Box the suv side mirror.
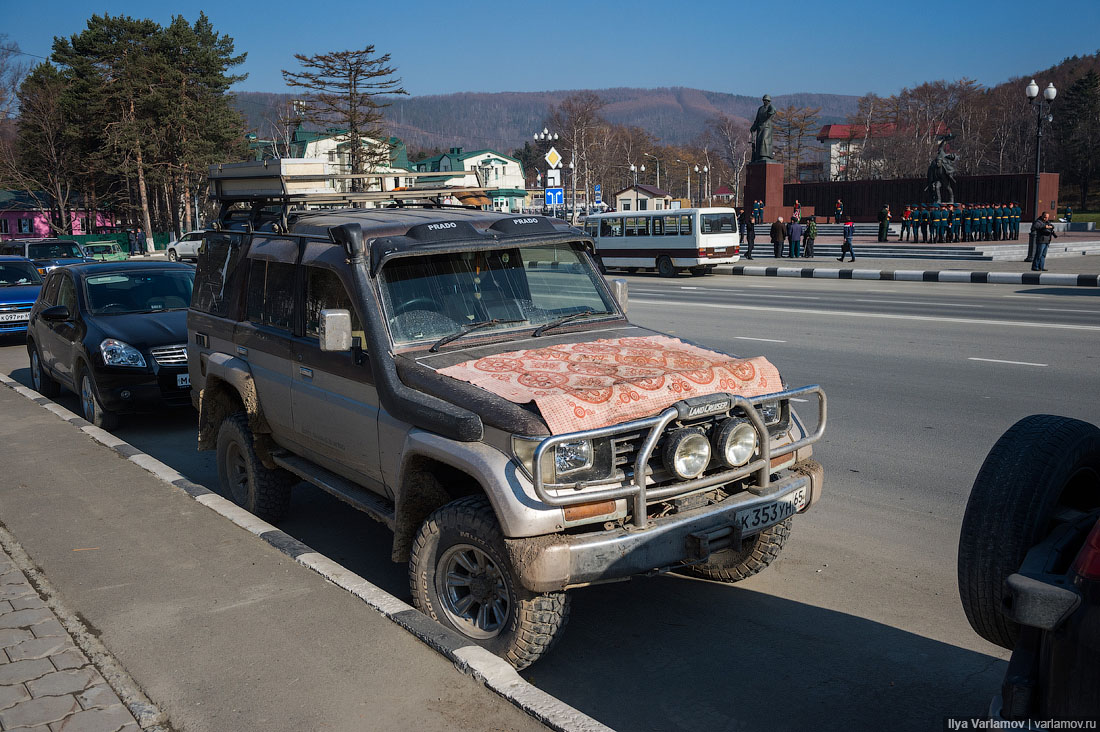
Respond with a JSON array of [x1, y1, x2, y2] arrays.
[[319, 309, 352, 352], [610, 279, 628, 315], [41, 305, 70, 322]]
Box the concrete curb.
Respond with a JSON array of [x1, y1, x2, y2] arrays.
[[0, 373, 614, 732], [730, 265, 1100, 287]]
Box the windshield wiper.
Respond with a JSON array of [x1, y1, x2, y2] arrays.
[[532, 309, 611, 337], [429, 318, 526, 352]]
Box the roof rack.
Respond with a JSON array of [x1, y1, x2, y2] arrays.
[[208, 159, 488, 205], [207, 159, 496, 232]]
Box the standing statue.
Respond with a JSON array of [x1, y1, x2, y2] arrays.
[[925, 134, 958, 204], [749, 95, 777, 163]]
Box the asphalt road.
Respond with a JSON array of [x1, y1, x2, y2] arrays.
[[2, 273, 1098, 732]]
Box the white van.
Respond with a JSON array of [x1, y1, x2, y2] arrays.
[[582, 207, 740, 277]]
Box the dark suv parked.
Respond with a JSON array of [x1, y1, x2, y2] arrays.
[[27, 261, 195, 428], [188, 160, 827, 669]]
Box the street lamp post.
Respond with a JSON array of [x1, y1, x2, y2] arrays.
[[532, 127, 559, 216], [568, 159, 576, 224], [675, 159, 692, 207], [694, 165, 708, 207], [1024, 80, 1057, 261], [643, 152, 660, 189]]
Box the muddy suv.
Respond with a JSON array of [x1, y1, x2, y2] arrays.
[[187, 161, 826, 668]]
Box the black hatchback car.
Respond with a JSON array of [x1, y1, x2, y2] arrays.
[[26, 262, 195, 429]]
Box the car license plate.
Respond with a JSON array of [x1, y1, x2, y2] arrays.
[[0, 313, 28, 323], [735, 487, 808, 534], [177, 373, 190, 388]]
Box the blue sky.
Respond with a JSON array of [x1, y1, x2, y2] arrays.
[[5, 0, 1099, 98]]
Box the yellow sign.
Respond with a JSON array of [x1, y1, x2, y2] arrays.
[[544, 146, 562, 169]]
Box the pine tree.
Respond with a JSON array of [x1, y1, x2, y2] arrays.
[[282, 47, 407, 188], [1061, 70, 1100, 210]]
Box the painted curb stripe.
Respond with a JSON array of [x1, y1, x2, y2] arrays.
[[725, 266, 1100, 286], [0, 376, 613, 732]]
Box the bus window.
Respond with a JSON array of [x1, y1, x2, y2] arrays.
[[585, 221, 599, 237], [601, 217, 623, 237], [701, 213, 736, 233], [652, 217, 664, 235], [679, 215, 693, 235], [663, 216, 678, 235], [625, 217, 648, 237]]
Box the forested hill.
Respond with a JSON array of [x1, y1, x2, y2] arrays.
[[232, 87, 859, 152]]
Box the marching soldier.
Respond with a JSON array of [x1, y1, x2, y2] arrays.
[[917, 204, 928, 242], [952, 204, 962, 243], [1013, 202, 1022, 239], [961, 204, 972, 242]]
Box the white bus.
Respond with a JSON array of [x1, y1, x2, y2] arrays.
[[582, 207, 740, 277]]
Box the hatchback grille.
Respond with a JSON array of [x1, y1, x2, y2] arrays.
[[150, 344, 187, 365], [0, 303, 33, 313]]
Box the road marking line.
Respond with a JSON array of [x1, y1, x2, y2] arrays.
[[1037, 307, 1100, 314], [968, 357, 1048, 367], [72, 547, 100, 552], [735, 336, 787, 343], [854, 298, 981, 308], [680, 286, 700, 290], [630, 298, 1100, 331]]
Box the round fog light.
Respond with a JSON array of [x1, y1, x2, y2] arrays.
[[663, 430, 711, 479], [120, 390, 132, 400], [716, 418, 757, 467]]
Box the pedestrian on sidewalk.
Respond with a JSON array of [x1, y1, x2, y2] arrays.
[[788, 217, 804, 258], [838, 218, 856, 262], [1030, 212, 1057, 271], [804, 216, 817, 257], [834, 199, 843, 225], [737, 207, 747, 244], [743, 212, 756, 259], [770, 216, 786, 258]]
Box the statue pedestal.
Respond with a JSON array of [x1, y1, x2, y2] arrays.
[[745, 162, 785, 222]]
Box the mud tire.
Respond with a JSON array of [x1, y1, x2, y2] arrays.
[[216, 413, 294, 523], [410, 495, 569, 670]]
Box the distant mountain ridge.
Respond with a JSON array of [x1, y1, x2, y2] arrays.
[[232, 86, 859, 153]]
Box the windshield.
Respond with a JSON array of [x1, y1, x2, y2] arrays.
[[701, 213, 738, 234], [379, 242, 616, 346], [86, 244, 119, 255], [83, 270, 195, 314], [0, 262, 42, 286], [28, 242, 83, 259]]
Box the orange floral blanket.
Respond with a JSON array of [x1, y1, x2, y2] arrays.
[[438, 335, 782, 434]]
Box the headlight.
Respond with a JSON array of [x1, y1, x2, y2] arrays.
[[663, 429, 711, 480], [715, 418, 757, 467], [512, 437, 593, 481], [100, 339, 146, 367], [758, 400, 781, 425]]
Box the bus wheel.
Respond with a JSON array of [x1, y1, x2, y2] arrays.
[[656, 256, 678, 278]]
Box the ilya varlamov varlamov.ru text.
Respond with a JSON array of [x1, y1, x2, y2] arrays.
[[945, 719, 1097, 730]]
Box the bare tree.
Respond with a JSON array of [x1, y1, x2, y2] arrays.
[[705, 114, 749, 204], [283, 46, 407, 185], [0, 35, 28, 123], [547, 92, 605, 215]]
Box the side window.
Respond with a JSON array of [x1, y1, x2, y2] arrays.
[[246, 260, 296, 331], [664, 216, 679, 236], [304, 267, 361, 339], [192, 232, 243, 316], [56, 275, 77, 311], [40, 274, 62, 306], [680, 215, 693, 235], [652, 217, 663, 235]]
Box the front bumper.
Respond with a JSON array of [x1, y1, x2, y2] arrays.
[[505, 458, 824, 592], [94, 365, 192, 412]]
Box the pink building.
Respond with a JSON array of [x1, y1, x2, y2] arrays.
[[0, 191, 117, 240]]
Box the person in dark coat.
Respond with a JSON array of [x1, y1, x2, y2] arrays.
[[741, 207, 756, 259], [838, 218, 856, 262], [1030, 212, 1057, 271], [877, 204, 890, 242], [834, 199, 844, 224], [804, 216, 817, 257], [787, 218, 804, 258], [770, 217, 786, 258]]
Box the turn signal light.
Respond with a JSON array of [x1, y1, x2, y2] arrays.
[[1071, 519, 1100, 580], [563, 500, 617, 522]]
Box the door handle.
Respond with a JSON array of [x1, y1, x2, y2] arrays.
[[299, 367, 313, 378]]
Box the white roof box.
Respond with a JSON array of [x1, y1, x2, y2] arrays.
[[208, 159, 333, 198]]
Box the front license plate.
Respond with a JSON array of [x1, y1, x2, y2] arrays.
[[177, 373, 190, 388], [735, 487, 808, 535], [0, 313, 28, 323]]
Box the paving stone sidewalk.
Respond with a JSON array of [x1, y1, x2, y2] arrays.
[[0, 549, 139, 732]]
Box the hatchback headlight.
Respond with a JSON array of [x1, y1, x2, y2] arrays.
[[512, 437, 593, 482], [715, 418, 757, 467], [100, 339, 146, 367], [663, 429, 711, 480]]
